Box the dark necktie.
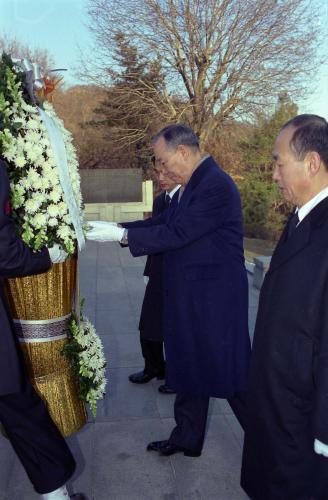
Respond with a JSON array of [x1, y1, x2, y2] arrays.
[[287, 211, 299, 239], [164, 193, 171, 208]]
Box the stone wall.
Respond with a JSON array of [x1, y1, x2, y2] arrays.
[[84, 180, 153, 222]]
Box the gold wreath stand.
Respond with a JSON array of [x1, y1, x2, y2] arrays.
[[4, 256, 87, 436]]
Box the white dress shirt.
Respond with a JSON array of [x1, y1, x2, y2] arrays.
[[168, 184, 181, 199], [296, 185, 328, 223]]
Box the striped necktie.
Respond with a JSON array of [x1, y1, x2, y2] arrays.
[[164, 193, 171, 208]]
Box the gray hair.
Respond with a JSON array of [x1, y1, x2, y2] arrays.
[[151, 124, 200, 151]]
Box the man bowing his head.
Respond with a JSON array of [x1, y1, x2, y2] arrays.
[[87, 124, 250, 457]]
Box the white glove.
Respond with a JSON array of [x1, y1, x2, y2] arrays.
[[314, 439, 328, 457], [48, 244, 68, 264], [143, 276, 149, 285], [86, 221, 125, 242], [90, 221, 118, 227]]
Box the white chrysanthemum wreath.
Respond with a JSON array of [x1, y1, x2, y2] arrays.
[[62, 302, 107, 419], [0, 53, 106, 416], [1, 71, 83, 253]]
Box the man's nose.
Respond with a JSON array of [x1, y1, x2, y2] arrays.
[[272, 165, 279, 182]]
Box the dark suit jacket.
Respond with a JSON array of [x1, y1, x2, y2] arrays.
[[0, 161, 51, 396], [123, 190, 178, 341], [125, 156, 250, 398], [143, 191, 167, 280], [242, 197, 328, 500]]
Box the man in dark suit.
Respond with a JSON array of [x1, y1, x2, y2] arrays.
[[127, 166, 179, 393], [87, 124, 250, 457], [241, 115, 328, 500], [0, 160, 85, 500]]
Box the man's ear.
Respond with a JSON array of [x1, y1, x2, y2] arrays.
[[178, 144, 189, 160], [307, 151, 321, 177]]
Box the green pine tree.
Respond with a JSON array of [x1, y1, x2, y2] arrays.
[[238, 94, 298, 239]]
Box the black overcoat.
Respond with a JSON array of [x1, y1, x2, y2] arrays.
[[139, 192, 168, 341], [126, 157, 250, 398], [241, 197, 328, 500], [0, 161, 51, 396]]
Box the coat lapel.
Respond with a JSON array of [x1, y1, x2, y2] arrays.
[[268, 197, 328, 275], [177, 156, 214, 209]]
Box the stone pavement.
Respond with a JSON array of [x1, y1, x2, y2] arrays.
[[0, 241, 259, 500]]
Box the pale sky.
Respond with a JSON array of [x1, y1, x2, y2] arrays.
[[0, 0, 327, 119], [0, 0, 91, 85]]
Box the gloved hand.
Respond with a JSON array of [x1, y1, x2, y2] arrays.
[[314, 439, 328, 457], [86, 221, 125, 242], [93, 221, 118, 227], [48, 244, 68, 264]]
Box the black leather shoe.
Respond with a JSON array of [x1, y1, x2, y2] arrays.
[[70, 494, 88, 500], [129, 370, 164, 383], [158, 384, 175, 394], [147, 439, 201, 457]]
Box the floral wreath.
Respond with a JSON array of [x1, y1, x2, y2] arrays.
[[0, 53, 83, 253], [0, 53, 106, 416]]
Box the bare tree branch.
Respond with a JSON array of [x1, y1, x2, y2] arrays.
[[81, 0, 323, 144]]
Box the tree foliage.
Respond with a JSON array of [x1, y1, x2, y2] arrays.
[[238, 95, 298, 239], [91, 33, 166, 174], [52, 85, 112, 169], [83, 0, 321, 145], [0, 33, 54, 69]]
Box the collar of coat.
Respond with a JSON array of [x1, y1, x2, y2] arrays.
[[268, 196, 328, 275], [179, 156, 218, 202]]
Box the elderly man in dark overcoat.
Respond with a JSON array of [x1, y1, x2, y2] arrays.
[[241, 115, 328, 500], [0, 160, 85, 500], [87, 124, 250, 457]]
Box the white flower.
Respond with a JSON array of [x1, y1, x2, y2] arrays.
[[25, 197, 42, 214], [26, 144, 43, 163], [16, 135, 26, 148], [49, 187, 63, 203], [32, 176, 44, 191], [58, 201, 68, 216], [32, 212, 48, 228], [26, 118, 41, 130], [42, 161, 58, 177], [25, 130, 40, 144], [48, 217, 58, 227], [63, 314, 106, 417], [26, 168, 41, 186], [40, 176, 51, 190], [15, 156, 26, 168], [57, 224, 70, 239], [47, 204, 60, 218], [19, 177, 31, 190]]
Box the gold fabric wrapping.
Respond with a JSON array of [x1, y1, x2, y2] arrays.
[[4, 256, 87, 436]]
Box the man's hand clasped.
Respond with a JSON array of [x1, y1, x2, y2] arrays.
[[86, 221, 125, 242]]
